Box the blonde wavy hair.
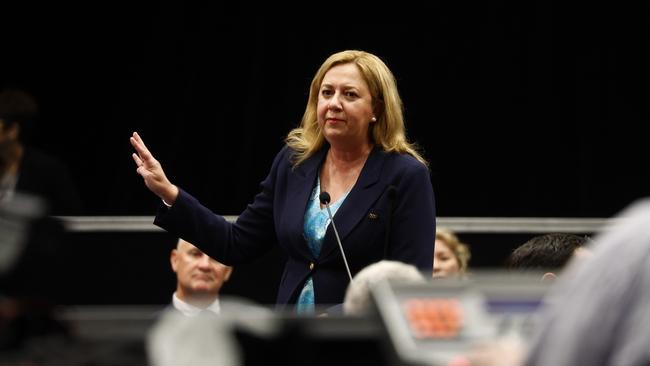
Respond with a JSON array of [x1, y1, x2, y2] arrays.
[[436, 227, 471, 272], [285, 50, 427, 167]]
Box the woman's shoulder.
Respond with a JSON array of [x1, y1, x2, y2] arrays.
[[268, 145, 294, 168], [381, 150, 429, 174], [267, 145, 306, 178]]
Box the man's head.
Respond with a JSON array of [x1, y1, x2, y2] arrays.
[[171, 239, 232, 306], [508, 233, 592, 280], [0, 89, 38, 177], [0, 88, 39, 145], [343, 260, 425, 316]]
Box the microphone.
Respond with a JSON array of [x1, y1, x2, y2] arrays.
[[384, 186, 397, 259], [319, 191, 354, 283]]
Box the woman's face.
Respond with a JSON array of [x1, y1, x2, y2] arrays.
[[433, 240, 461, 278], [317, 63, 375, 149]]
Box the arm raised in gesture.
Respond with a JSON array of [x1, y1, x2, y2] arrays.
[[130, 131, 179, 205]]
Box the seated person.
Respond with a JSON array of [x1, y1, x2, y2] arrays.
[[0, 88, 82, 215], [507, 233, 592, 281], [170, 238, 233, 316], [433, 227, 471, 278], [524, 199, 650, 365]]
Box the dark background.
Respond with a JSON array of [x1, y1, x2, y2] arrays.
[[2, 3, 649, 304], [2, 2, 648, 218]]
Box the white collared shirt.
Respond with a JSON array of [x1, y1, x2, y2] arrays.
[[172, 292, 221, 317], [0, 172, 18, 205]]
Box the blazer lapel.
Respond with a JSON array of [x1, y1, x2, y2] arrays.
[[319, 147, 387, 259], [285, 148, 327, 258]]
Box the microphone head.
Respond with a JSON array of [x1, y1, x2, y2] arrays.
[[319, 191, 331, 205]]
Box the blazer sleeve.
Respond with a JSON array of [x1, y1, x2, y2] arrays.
[[388, 158, 436, 271], [153, 148, 289, 265]]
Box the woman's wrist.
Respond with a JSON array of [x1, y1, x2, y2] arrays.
[[161, 184, 179, 207]]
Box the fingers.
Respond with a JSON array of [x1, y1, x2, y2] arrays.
[[130, 131, 154, 162], [132, 153, 143, 167], [132, 131, 145, 147]]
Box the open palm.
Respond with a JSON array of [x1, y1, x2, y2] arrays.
[[130, 132, 178, 204]]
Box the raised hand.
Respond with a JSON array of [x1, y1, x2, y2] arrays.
[[130, 132, 179, 205]]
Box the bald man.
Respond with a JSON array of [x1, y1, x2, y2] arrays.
[[170, 238, 233, 316]]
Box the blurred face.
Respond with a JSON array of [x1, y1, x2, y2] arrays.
[[0, 121, 18, 144], [317, 63, 376, 149], [0, 121, 20, 175], [171, 240, 232, 301], [433, 240, 461, 278]]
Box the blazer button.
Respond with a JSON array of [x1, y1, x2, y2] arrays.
[[309, 262, 315, 270]]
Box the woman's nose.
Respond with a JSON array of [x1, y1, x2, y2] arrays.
[[327, 94, 342, 111]]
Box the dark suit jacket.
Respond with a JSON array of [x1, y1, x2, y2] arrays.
[[155, 145, 435, 308]]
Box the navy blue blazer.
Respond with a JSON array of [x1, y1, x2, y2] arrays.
[[154, 145, 435, 308]]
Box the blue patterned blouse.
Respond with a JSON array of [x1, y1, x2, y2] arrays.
[[296, 177, 349, 314]]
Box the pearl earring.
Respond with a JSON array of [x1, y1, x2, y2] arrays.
[[371, 117, 377, 122]]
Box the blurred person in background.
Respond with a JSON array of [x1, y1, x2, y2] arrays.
[[0, 88, 82, 215], [433, 227, 471, 278], [170, 238, 233, 316], [523, 200, 650, 365], [507, 233, 592, 281], [343, 260, 425, 316]]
